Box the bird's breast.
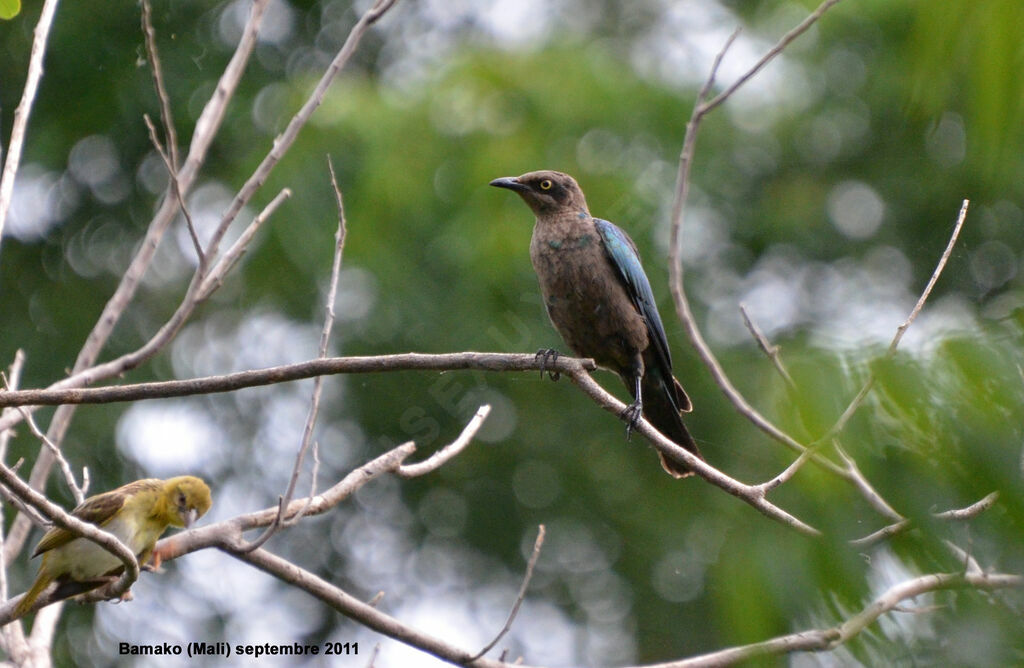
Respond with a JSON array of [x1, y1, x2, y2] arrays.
[[530, 223, 648, 372]]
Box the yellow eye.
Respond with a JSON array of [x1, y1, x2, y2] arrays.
[[539, 179, 553, 190]]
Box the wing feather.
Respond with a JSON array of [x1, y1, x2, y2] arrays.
[[31, 479, 162, 557], [594, 218, 675, 380]]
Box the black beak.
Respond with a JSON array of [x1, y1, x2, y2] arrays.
[[489, 176, 528, 192]]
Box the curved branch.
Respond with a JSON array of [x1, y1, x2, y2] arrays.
[[850, 492, 1000, 548]]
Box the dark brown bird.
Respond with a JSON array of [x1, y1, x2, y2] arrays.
[[491, 170, 702, 477]]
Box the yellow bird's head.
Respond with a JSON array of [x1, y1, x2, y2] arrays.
[[159, 476, 212, 528]]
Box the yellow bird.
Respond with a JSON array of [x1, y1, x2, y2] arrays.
[[13, 476, 212, 618]]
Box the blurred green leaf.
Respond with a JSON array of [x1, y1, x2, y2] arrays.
[[0, 0, 19, 20]]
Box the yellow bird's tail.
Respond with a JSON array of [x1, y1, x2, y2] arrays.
[[12, 573, 54, 619]]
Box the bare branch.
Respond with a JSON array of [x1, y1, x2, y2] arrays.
[[197, 188, 292, 300], [0, 354, 29, 658], [0, 353, 597, 408], [755, 446, 815, 493], [399, 404, 492, 479], [197, 0, 400, 275], [739, 304, 794, 388], [469, 525, 546, 661], [700, 0, 846, 116], [0, 351, 807, 534], [14, 407, 86, 505], [563, 368, 820, 536], [0, 0, 61, 251], [143, 113, 203, 265], [851, 492, 1000, 548], [238, 159, 349, 551], [140, 0, 180, 171], [822, 200, 970, 442], [848, 519, 911, 549], [227, 546, 521, 668], [832, 443, 902, 521], [667, 1, 848, 474], [934, 491, 999, 521], [0, 350, 26, 460], [152, 442, 418, 564], [639, 570, 1022, 667], [943, 540, 983, 576]]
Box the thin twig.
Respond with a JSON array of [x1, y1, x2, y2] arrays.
[[14, 407, 86, 505], [756, 446, 815, 493], [195, 0, 399, 285], [822, 200, 970, 442], [0, 351, 26, 461], [140, 2, 203, 268], [197, 188, 292, 300], [140, 0, 179, 171], [848, 519, 911, 549], [832, 442, 902, 521], [398, 405, 492, 478], [143, 114, 203, 265], [851, 491, 1000, 548], [469, 525, 546, 662], [943, 540, 983, 576], [365, 643, 381, 668], [934, 491, 998, 520], [0, 0, 61, 251], [700, 0, 846, 116], [237, 159, 349, 552], [739, 304, 794, 388]]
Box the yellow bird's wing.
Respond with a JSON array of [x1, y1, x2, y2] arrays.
[[31, 479, 163, 557]]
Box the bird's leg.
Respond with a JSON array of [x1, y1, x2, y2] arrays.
[[535, 348, 562, 381], [622, 372, 644, 441]]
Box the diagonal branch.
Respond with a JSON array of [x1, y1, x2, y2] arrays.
[[563, 368, 820, 536], [398, 404, 492, 479], [819, 199, 970, 443], [0, 0, 62, 253], [469, 525, 546, 662]]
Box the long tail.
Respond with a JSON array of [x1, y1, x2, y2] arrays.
[[12, 571, 53, 619], [640, 372, 703, 478]]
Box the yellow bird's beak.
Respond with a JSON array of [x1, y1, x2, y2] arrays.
[[183, 508, 199, 528]]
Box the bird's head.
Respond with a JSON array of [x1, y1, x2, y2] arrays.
[[161, 476, 212, 528], [490, 170, 589, 216]]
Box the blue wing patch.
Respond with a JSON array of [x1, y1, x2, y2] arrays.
[[594, 218, 674, 381]]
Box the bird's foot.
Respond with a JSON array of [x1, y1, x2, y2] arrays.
[[114, 589, 135, 604], [535, 348, 562, 381], [621, 401, 643, 441], [146, 550, 165, 573]]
